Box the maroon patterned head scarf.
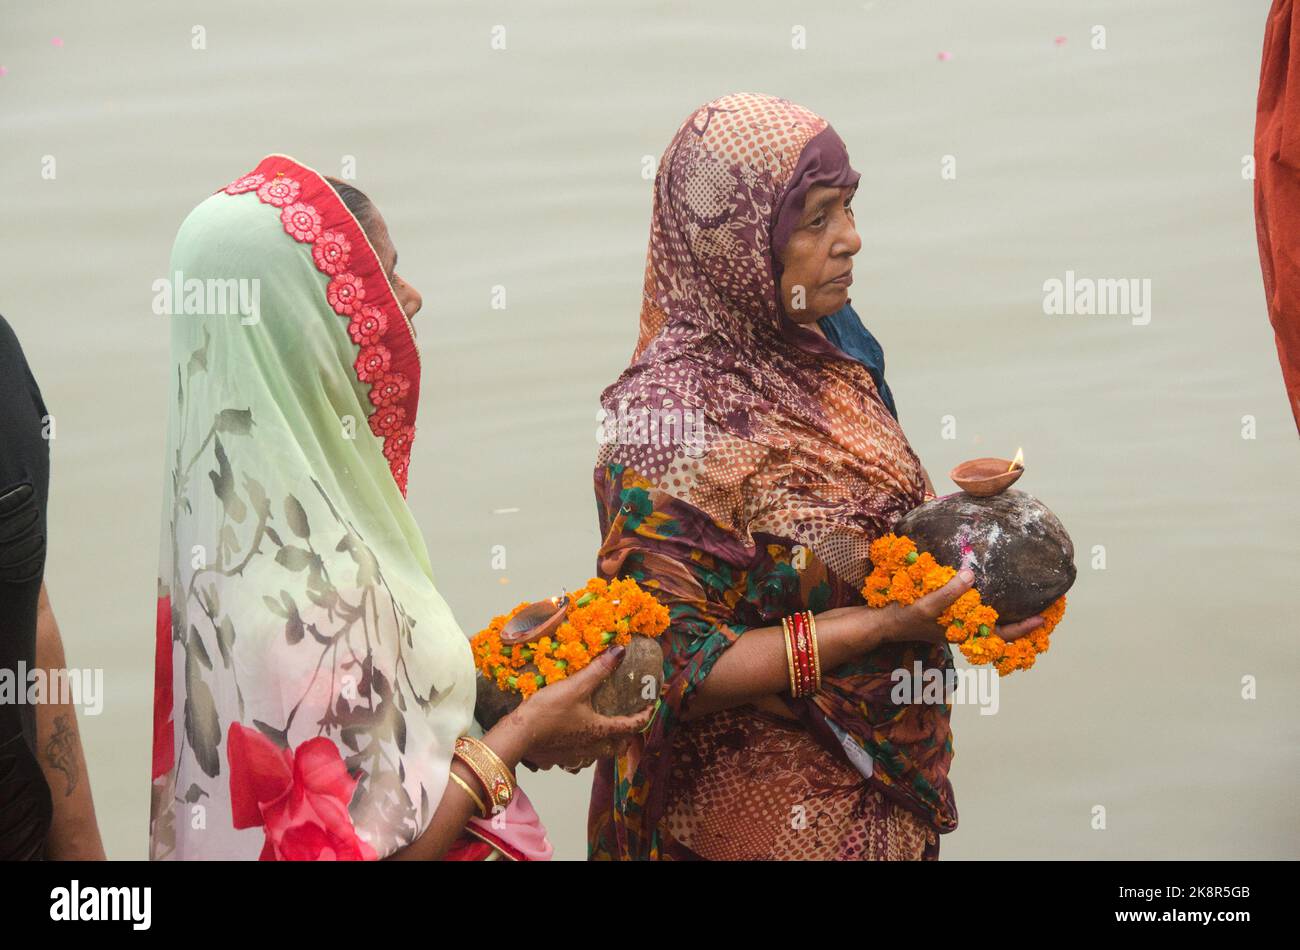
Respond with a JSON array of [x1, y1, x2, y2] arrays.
[[600, 93, 925, 580]]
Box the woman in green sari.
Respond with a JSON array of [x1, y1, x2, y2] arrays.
[[149, 156, 649, 861]]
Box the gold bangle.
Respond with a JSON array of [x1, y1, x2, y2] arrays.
[[807, 610, 822, 691], [781, 615, 799, 696], [459, 735, 515, 796], [448, 771, 487, 818], [454, 736, 515, 813]]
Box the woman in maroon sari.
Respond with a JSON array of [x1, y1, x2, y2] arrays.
[[588, 94, 1043, 860]]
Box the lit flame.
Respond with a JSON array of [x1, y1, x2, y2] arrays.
[[1008, 447, 1024, 472]]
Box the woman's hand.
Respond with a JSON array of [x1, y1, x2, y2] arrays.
[[866, 569, 1045, 648], [489, 645, 655, 771], [816, 569, 1045, 654]]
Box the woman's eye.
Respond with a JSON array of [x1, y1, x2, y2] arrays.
[[809, 215, 826, 228]]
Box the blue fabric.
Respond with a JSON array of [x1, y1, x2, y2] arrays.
[[817, 304, 899, 419]]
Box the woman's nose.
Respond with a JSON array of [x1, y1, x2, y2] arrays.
[[835, 220, 862, 257], [396, 278, 423, 319]]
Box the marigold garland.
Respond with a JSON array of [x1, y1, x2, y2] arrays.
[[470, 577, 670, 699], [861, 533, 1067, 676]]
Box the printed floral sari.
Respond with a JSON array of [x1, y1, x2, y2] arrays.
[[149, 156, 549, 861], [589, 95, 953, 860]]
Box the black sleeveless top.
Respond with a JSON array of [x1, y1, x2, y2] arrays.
[[0, 314, 53, 859]]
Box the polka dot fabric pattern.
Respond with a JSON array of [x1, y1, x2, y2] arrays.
[[660, 707, 937, 861]]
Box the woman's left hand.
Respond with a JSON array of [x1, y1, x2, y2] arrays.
[[995, 614, 1045, 642], [505, 645, 655, 772]]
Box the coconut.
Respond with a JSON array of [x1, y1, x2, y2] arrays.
[[591, 635, 664, 717], [892, 489, 1076, 623], [473, 595, 664, 731]]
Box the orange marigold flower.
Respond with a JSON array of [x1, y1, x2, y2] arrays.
[[865, 588, 891, 609], [906, 552, 939, 586], [938, 590, 980, 626], [889, 569, 919, 606], [861, 567, 893, 607], [965, 604, 998, 632], [516, 674, 540, 699], [555, 639, 590, 671], [1038, 595, 1067, 635], [965, 632, 1007, 665], [1005, 641, 1037, 673], [869, 534, 915, 575], [922, 565, 955, 594], [959, 639, 988, 664]]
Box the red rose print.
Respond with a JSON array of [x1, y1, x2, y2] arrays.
[[327, 273, 365, 316], [238, 158, 418, 504], [257, 176, 301, 208], [312, 230, 352, 276], [367, 372, 410, 408], [224, 173, 265, 195], [227, 722, 378, 861], [281, 202, 322, 243], [383, 425, 415, 460], [368, 406, 407, 437], [354, 344, 391, 382], [390, 459, 409, 494], [152, 595, 174, 781], [348, 306, 387, 346]]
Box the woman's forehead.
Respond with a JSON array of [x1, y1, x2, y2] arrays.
[[804, 183, 855, 206]]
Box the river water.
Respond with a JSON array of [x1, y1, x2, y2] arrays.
[[1, 0, 1295, 858]]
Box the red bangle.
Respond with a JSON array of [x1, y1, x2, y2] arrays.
[[791, 612, 812, 694], [786, 611, 820, 698]]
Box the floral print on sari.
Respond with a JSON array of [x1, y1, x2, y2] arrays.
[[587, 462, 957, 860], [150, 157, 480, 860]]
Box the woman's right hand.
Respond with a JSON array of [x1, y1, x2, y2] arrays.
[[488, 645, 655, 771], [867, 568, 1045, 647]]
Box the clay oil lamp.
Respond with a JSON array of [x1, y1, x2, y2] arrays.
[[948, 448, 1024, 497], [498, 594, 568, 645]]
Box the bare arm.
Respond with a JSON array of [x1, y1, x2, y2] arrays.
[[34, 583, 106, 860], [681, 571, 1044, 722], [387, 716, 529, 861], [679, 609, 875, 721], [388, 645, 652, 860]]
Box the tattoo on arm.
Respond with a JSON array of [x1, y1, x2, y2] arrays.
[[44, 714, 80, 797]]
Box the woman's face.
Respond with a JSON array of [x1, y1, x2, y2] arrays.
[[364, 210, 423, 322], [776, 184, 861, 324]]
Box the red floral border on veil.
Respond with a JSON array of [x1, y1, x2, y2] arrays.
[[218, 156, 420, 496]]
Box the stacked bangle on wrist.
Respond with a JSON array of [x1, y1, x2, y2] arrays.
[[782, 609, 821, 698], [448, 771, 488, 818], [807, 609, 822, 687], [454, 735, 515, 816]]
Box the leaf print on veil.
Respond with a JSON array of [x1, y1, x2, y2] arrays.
[[150, 157, 476, 861]]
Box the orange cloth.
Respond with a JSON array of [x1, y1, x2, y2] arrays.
[[1255, 0, 1300, 434]]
